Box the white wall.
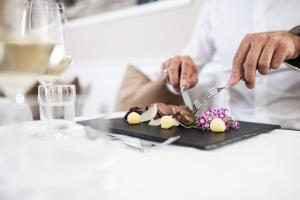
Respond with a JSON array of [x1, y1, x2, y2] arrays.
[[63, 0, 205, 114], [67, 0, 204, 62]]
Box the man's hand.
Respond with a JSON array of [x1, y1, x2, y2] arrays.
[[228, 31, 300, 89], [161, 56, 198, 91]]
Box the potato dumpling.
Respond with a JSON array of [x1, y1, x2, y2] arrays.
[[127, 112, 141, 125], [210, 118, 226, 133], [161, 116, 173, 129]]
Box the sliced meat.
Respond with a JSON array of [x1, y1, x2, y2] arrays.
[[152, 103, 194, 125], [156, 103, 173, 116], [126, 103, 195, 126]]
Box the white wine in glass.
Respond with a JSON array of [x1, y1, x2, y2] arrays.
[[0, 41, 57, 97], [0, 0, 72, 124], [24, 0, 72, 85], [0, 0, 71, 90]]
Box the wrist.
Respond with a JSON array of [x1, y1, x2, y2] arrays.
[[292, 35, 300, 58], [289, 26, 300, 58]]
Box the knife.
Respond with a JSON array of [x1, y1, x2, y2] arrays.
[[180, 86, 194, 111], [285, 61, 300, 72]]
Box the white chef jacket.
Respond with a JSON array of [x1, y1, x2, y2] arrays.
[[182, 0, 300, 129]]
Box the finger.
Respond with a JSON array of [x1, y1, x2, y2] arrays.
[[180, 57, 196, 88], [189, 75, 198, 89], [189, 62, 199, 88], [244, 39, 265, 89], [270, 38, 290, 69], [270, 48, 288, 69], [229, 35, 251, 86], [168, 56, 181, 89], [161, 59, 171, 82], [258, 39, 275, 75], [180, 65, 192, 88]]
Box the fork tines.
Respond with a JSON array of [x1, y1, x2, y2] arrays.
[[201, 87, 218, 100], [193, 99, 204, 110], [193, 87, 219, 111]]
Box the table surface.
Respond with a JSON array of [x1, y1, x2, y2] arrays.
[[0, 114, 299, 200]]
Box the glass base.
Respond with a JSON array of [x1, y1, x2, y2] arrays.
[[32, 119, 75, 140]]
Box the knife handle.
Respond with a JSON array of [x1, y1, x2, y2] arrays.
[[180, 85, 187, 93]]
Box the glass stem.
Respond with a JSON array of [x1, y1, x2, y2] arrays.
[[44, 83, 54, 132]]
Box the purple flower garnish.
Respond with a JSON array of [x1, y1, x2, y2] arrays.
[[204, 109, 211, 117], [219, 113, 226, 119], [213, 110, 219, 116], [196, 107, 238, 131], [197, 116, 207, 126], [207, 116, 213, 122], [232, 120, 239, 129], [220, 108, 229, 113]]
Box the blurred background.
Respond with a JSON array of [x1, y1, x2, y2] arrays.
[[0, 0, 204, 118], [64, 0, 203, 116], [64, 0, 160, 19], [56, 0, 203, 115]]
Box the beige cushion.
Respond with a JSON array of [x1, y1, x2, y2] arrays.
[[115, 65, 183, 111]]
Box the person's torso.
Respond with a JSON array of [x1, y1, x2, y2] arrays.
[[210, 0, 300, 129]]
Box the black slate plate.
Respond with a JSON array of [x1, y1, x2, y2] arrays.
[[78, 118, 281, 150]]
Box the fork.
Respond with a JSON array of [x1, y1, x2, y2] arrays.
[[193, 87, 226, 112], [193, 75, 245, 112], [113, 135, 180, 152], [84, 126, 180, 152]]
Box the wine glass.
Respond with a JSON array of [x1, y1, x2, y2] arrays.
[[25, 0, 75, 136], [0, 0, 72, 125], [24, 0, 72, 85]]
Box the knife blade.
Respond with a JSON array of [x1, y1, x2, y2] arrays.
[[180, 86, 194, 111]]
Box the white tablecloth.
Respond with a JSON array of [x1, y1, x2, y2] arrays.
[[0, 116, 299, 200]]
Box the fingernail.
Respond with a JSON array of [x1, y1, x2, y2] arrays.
[[246, 83, 254, 89]]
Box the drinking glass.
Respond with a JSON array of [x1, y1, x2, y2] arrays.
[[0, 0, 72, 125], [24, 0, 72, 85], [38, 84, 76, 135]]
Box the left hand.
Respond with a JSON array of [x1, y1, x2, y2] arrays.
[[228, 31, 300, 89]]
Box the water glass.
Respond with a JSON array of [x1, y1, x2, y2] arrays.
[[38, 85, 76, 133]]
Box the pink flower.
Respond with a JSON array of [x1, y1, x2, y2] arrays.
[[219, 113, 226, 119], [197, 107, 239, 131], [207, 116, 213, 122], [232, 120, 239, 129], [213, 109, 219, 116], [204, 109, 212, 117], [197, 117, 207, 126], [221, 108, 229, 113]]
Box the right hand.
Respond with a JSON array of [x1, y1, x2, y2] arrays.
[[161, 56, 198, 91], [228, 31, 300, 89]]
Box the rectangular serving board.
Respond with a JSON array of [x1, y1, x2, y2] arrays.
[[79, 118, 281, 150]]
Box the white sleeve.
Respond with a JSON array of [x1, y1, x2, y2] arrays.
[[181, 0, 216, 70]]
